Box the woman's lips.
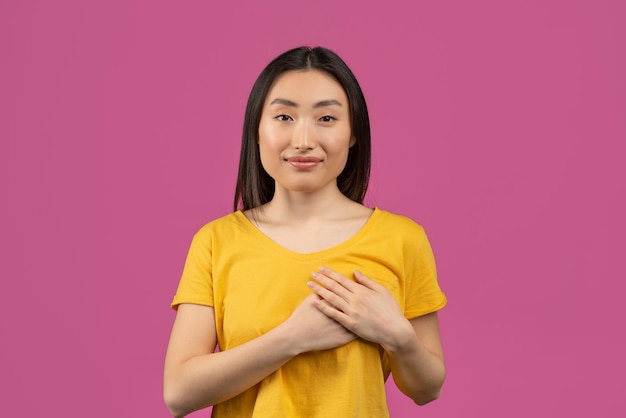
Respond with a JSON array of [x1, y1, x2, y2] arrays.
[[286, 156, 322, 169]]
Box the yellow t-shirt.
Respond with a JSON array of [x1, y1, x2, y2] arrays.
[[171, 208, 447, 417]]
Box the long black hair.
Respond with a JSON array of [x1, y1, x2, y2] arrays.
[[233, 46, 371, 211]]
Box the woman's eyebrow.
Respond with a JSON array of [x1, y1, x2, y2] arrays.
[[269, 98, 343, 108], [313, 99, 343, 108], [270, 98, 298, 107]]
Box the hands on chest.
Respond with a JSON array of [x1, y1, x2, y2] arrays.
[[284, 266, 413, 354]]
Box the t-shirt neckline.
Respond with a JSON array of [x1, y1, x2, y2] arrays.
[[234, 207, 382, 260]]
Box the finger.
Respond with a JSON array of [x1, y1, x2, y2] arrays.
[[308, 280, 350, 310], [353, 269, 382, 291], [314, 297, 350, 326], [312, 270, 354, 300], [318, 266, 359, 292]]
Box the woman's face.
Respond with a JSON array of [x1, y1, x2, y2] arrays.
[[258, 70, 354, 196]]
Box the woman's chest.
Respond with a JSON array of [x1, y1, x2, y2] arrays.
[[211, 248, 407, 349]]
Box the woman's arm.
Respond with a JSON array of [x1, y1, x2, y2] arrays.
[[309, 267, 445, 405], [383, 312, 446, 404], [163, 295, 356, 417]]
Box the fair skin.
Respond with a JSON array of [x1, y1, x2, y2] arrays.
[[163, 69, 445, 417]]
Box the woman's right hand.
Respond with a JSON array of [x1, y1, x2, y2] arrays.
[[284, 294, 357, 353], [164, 295, 355, 416]]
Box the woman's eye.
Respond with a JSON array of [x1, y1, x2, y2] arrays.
[[275, 114, 292, 121], [319, 116, 335, 122]]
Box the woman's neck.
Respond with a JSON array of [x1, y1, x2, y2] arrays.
[[253, 185, 362, 224], [243, 186, 373, 254]]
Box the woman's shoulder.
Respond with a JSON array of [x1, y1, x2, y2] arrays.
[[193, 211, 246, 237], [372, 208, 428, 237], [369, 209, 433, 256]]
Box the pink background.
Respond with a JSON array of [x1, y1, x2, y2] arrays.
[[1, 0, 624, 416]]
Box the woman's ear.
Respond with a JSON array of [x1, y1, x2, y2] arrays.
[[349, 136, 357, 147]]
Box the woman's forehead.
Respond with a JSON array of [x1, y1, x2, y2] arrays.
[[265, 70, 347, 106]]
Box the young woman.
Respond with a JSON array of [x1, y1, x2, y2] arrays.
[[164, 46, 447, 417]]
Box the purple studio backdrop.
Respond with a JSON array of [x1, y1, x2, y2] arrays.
[[1, 1, 625, 417]]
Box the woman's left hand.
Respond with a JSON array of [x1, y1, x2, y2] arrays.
[[307, 266, 414, 351]]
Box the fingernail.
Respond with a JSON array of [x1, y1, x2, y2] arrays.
[[311, 271, 319, 279], [307, 281, 315, 288]]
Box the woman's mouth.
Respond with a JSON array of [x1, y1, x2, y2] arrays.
[[286, 157, 322, 169]]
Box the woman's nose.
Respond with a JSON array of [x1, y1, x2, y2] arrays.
[[292, 120, 315, 150]]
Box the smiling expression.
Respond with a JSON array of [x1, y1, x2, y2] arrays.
[[258, 70, 355, 196]]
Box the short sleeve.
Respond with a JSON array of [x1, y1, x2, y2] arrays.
[[403, 226, 447, 318], [171, 227, 214, 309]]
